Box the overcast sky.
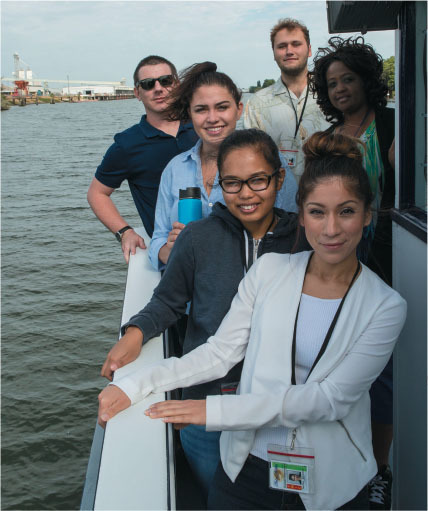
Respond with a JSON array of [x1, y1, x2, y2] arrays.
[[2, 0, 395, 90]]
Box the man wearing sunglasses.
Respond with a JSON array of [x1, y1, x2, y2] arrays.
[[87, 55, 198, 263]]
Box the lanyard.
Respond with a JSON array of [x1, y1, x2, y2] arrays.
[[291, 259, 361, 385], [283, 81, 310, 139], [241, 214, 277, 273]]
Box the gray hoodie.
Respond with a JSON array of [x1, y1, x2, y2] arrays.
[[122, 202, 309, 399]]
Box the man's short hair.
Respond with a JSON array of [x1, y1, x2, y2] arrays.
[[270, 18, 310, 48], [133, 55, 178, 86]]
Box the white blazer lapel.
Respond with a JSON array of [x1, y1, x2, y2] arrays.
[[306, 268, 375, 382]]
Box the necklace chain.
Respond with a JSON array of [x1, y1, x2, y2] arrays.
[[341, 109, 371, 137]]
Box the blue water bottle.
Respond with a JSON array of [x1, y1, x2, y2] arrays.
[[178, 187, 202, 225]]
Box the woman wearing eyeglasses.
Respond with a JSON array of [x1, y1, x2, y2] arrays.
[[147, 61, 298, 271], [100, 129, 310, 499], [99, 132, 406, 510]]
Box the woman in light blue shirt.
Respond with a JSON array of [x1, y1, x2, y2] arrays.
[[149, 61, 298, 271]]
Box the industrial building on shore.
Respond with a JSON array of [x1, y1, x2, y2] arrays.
[[60, 84, 134, 99], [1, 53, 135, 100]]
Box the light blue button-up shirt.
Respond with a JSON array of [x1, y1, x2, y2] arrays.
[[149, 139, 298, 270]]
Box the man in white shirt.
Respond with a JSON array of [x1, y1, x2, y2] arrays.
[[244, 18, 329, 181]]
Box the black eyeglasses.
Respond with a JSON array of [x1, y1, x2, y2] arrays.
[[219, 170, 280, 194], [136, 75, 175, 91]]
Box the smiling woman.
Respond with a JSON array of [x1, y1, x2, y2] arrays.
[[297, 133, 373, 280], [312, 36, 395, 284], [98, 131, 406, 510], [312, 38, 398, 509], [147, 61, 298, 271], [188, 84, 242, 153], [98, 128, 309, 502], [218, 132, 285, 240], [301, 178, 371, 270]]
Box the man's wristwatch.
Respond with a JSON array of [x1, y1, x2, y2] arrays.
[[115, 225, 132, 242]]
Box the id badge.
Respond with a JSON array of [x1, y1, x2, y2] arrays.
[[221, 381, 239, 395], [279, 136, 300, 171], [281, 148, 299, 169], [267, 443, 315, 494]]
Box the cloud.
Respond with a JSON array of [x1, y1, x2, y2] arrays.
[[1, 1, 394, 88]]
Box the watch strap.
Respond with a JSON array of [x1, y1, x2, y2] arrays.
[[115, 225, 132, 242]]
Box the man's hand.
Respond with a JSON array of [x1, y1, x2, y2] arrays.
[[87, 178, 144, 262], [101, 327, 144, 381], [158, 222, 185, 264], [145, 399, 207, 426], [98, 385, 131, 428], [121, 228, 146, 263]]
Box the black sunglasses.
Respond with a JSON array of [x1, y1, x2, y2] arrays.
[[136, 75, 175, 91], [219, 170, 280, 194]]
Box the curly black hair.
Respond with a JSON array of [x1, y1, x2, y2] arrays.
[[310, 36, 388, 124]]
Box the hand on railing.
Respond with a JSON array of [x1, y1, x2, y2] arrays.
[[145, 399, 207, 427], [98, 384, 131, 428], [121, 229, 146, 263], [101, 326, 144, 381]]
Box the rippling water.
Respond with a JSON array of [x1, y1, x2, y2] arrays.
[[1, 93, 252, 510], [1, 99, 145, 510]]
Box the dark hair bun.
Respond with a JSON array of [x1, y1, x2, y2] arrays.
[[297, 131, 373, 213], [303, 131, 363, 164]]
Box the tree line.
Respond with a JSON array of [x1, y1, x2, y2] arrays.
[[248, 79, 275, 93]]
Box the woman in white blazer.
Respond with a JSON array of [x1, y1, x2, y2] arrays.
[[98, 132, 407, 510]]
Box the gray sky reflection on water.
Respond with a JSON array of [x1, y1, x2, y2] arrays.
[[2, 0, 395, 90]]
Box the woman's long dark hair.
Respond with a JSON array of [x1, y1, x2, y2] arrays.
[[165, 61, 242, 122], [311, 36, 389, 123]]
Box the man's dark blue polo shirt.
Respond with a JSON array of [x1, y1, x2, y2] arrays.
[[95, 114, 198, 237]]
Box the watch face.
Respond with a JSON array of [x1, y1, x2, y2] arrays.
[[116, 226, 131, 242]]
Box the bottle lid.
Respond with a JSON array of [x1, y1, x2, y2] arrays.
[[179, 187, 201, 199]]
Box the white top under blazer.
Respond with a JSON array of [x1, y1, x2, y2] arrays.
[[114, 251, 407, 510], [250, 293, 341, 461]]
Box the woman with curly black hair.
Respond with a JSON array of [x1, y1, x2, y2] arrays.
[[312, 36, 396, 511], [312, 36, 395, 282]]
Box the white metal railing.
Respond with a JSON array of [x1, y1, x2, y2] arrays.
[[94, 227, 175, 510]]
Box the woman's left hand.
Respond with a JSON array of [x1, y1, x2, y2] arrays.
[[98, 384, 131, 428], [145, 399, 207, 426]]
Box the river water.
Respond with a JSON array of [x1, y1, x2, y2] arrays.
[[1, 99, 147, 510], [1, 94, 252, 510]]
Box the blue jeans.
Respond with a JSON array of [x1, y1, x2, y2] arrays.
[[208, 454, 369, 510], [180, 424, 221, 497]]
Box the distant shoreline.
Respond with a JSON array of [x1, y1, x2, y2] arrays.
[[1, 94, 136, 109]]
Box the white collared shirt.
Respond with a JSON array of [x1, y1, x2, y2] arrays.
[[244, 78, 330, 181]]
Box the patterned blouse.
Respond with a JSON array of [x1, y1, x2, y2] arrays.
[[359, 119, 384, 261], [333, 119, 384, 262]]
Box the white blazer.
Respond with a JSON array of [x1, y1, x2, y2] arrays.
[[115, 251, 407, 510]]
